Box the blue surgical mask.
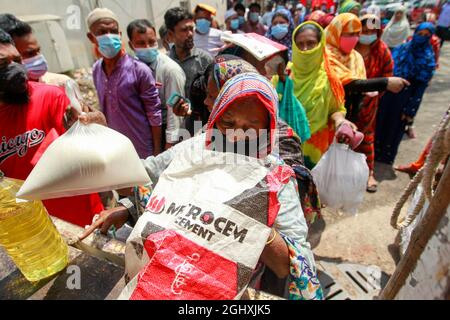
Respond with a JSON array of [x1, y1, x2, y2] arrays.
[[96, 34, 122, 59], [135, 47, 159, 64], [359, 34, 378, 45], [196, 18, 211, 34], [271, 23, 289, 40], [230, 19, 240, 30], [23, 54, 48, 80], [277, 5, 285, 11], [249, 12, 260, 23], [238, 16, 245, 26]]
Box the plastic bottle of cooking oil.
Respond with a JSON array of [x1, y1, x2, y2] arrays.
[[0, 173, 68, 282]]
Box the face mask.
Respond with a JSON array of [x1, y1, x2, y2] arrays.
[[249, 12, 260, 23], [238, 16, 245, 26], [359, 34, 378, 45], [339, 35, 359, 54], [214, 131, 269, 158], [96, 34, 122, 59], [23, 54, 48, 81], [277, 5, 285, 11], [135, 47, 159, 64], [0, 62, 29, 105], [230, 19, 240, 30], [196, 18, 211, 34], [271, 24, 289, 40], [413, 33, 430, 45]]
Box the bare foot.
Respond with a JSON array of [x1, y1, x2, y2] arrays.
[[406, 126, 417, 139]]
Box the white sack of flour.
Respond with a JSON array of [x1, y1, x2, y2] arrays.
[[17, 121, 150, 200]]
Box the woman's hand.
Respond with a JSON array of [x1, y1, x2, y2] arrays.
[[334, 119, 358, 146], [260, 229, 290, 279], [387, 77, 410, 93], [77, 206, 130, 241]]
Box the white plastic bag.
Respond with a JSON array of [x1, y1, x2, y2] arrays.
[[311, 142, 369, 214], [64, 79, 83, 114], [17, 121, 150, 200]]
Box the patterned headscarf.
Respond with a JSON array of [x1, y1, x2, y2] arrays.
[[326, 13, 367, 85], [266, 9, 295, 60], [307, 10, 326, 22], [392, 22, 436, 83], [338, 0, 361, 14], [213, 55, 257, 89], [206, 73, 279, 155]]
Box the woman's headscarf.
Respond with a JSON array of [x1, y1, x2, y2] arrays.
[[292, 21, 345, 134], [392, 22, 436, 83], [212, 55, 257, 89], [381, 5, 411, 48], [326, 13, 367, 85], [206, 73, 279, 156], [358, 14, 393, 79], [317, 13, 335, 28], [307, 10, 326, 22], [338, 0, 361, 14], [266, 9, 295, 60]]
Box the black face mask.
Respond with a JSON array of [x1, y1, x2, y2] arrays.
[[0, 62, 29, 105], [211, 129, 270, 158]]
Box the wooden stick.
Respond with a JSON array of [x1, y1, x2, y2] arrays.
[[379, 162, 450, 300]]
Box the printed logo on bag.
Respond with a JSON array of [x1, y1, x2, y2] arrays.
[[171, 253, 201, 295], [0, 129, 45, 164], [146, 196, 166, 214], [147, 196, 249, 244]]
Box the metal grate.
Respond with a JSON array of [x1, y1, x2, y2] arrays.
[[317, 269, 352, 300], [317, 261, 389, 300]]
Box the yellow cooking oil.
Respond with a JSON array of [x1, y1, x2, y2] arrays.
[[0, 174, 68, 282]]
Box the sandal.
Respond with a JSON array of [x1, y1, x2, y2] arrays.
[[366, 175, 378, 193]]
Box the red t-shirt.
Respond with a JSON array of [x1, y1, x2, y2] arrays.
[[0, 81, 104, 227]]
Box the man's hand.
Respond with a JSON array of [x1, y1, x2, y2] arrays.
[[387, 77, 410, 93], [78, 103, 107, 126], [77, 206, 130, 241], [172, 99, 191, 117], [64, 101, 107, 128]]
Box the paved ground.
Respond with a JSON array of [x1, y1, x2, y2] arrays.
[[310, 45, 450, 277]]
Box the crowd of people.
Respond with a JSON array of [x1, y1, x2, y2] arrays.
[[0, 0, 449, 300]]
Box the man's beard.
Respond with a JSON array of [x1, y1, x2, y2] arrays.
[[183, 37, 194, 51], [0, 89, 30, 106]]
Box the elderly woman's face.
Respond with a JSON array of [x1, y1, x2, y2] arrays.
[[216, 96, 270, 142]]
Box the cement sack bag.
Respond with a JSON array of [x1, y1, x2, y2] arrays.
[[311, 142, 369, 215], [17, 121, 150, 200], [119, 149, 293, 300]]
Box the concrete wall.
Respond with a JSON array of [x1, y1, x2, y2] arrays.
[[0, 0, 226, 70]]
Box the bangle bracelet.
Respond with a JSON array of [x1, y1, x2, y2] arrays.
[[266, 229, 277, 246]]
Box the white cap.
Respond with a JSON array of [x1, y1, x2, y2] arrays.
[[86, 8, 119, 29], [225, 9, 237, 21]]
